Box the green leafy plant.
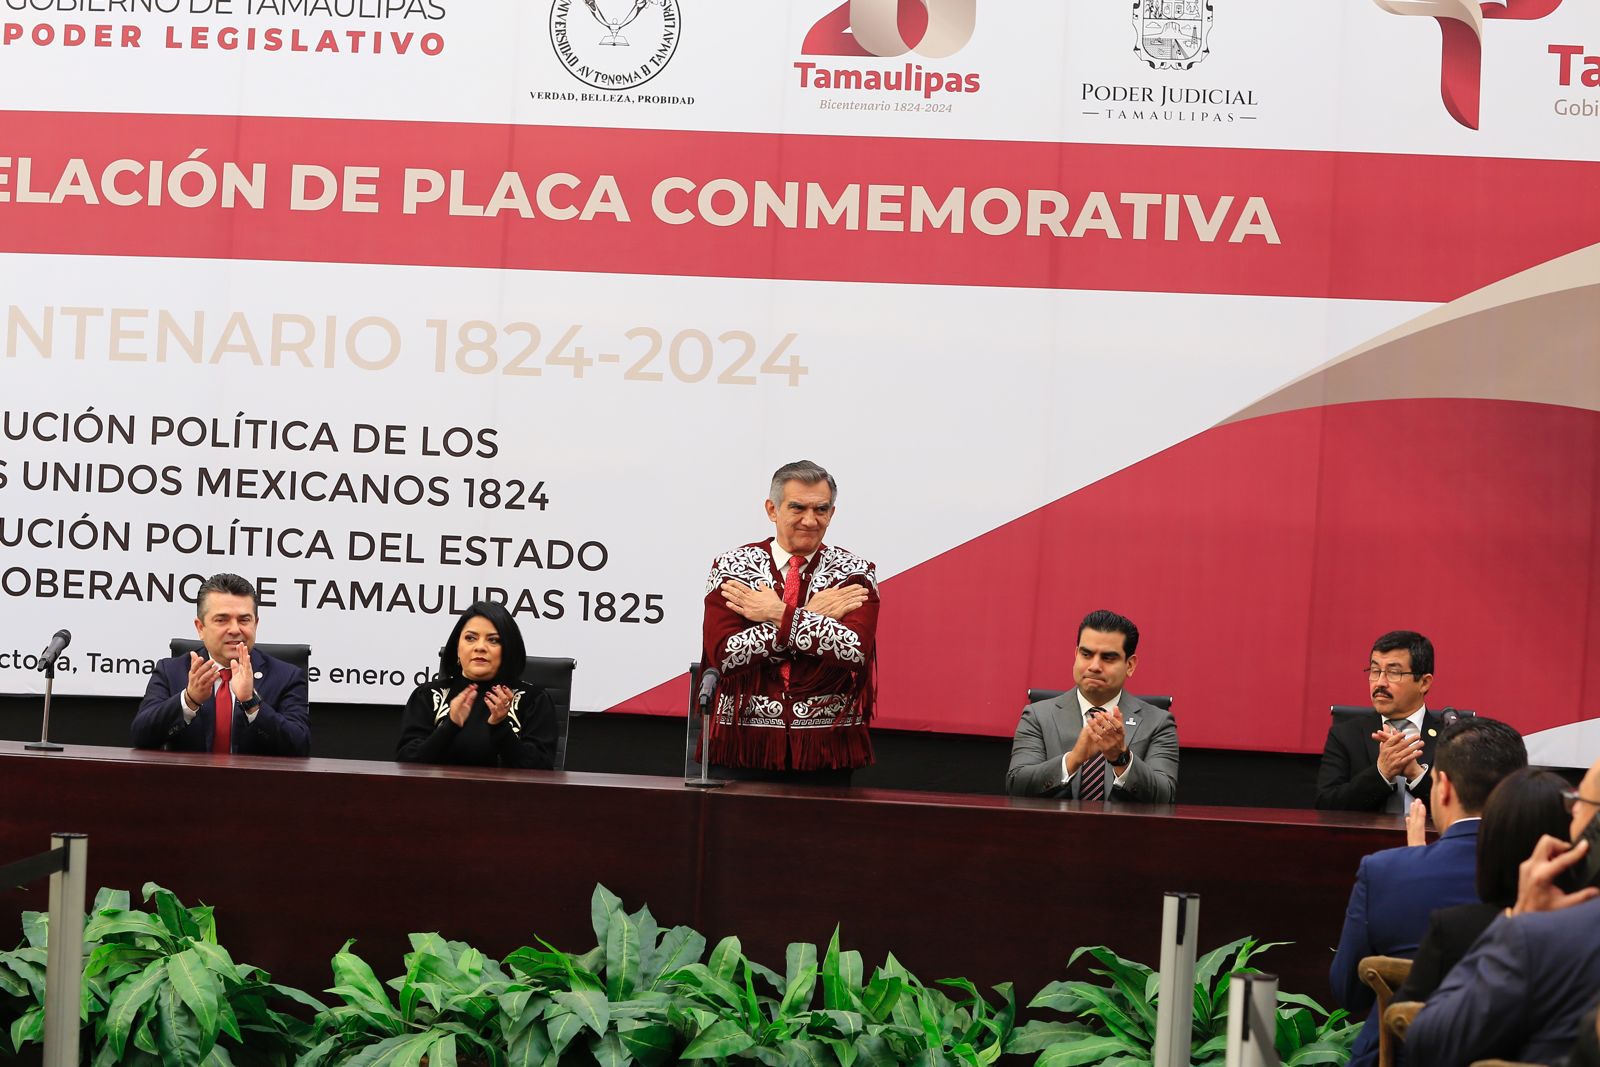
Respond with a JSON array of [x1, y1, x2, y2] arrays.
[[3, 884, 320, 1066], [299, 933, 526, 1066], [73, 883, 319, 1066], [1007, 937, 1361, 1067]]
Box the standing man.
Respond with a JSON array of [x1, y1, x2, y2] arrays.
[[1317, 630, 1442, 811], [701, 460, 878, 784], [131, 573, 311, 756], [1006, 610, 1178, 802], [1327, 717, 1527, 1067]]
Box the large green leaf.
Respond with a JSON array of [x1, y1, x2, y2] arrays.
[[1276, 992, 1332, 1015], [809, 1008, 865, 1038], [155, 982, 203, 1066], [820, 928, 853, 1013], [1051, 982, 1148, 1046], [147, 885, 199, 941], [592, 884, 625, 948], [1285, 1038, 1359, 1066], [780, 943, 819, 1018], [823, 1035, 859, 1067], [19, 911, 47, 950], [1079, 949, 1157, 1036], [1006, 1020, 1094, 1054], [780, 1037, 833, 1067], [1193, 937, 1254, 995], [552, 988, 610, 1037], [617, 1020, 678, 1067], [1027, 981, 1091, 1016], [9, 1007, 44, 1053], [183, 941, 241, 986], [341, 1032, 434, 1067], [643, 926, 705, 989], [165, 949, 223, 1057], [681, 1018, 756, 1059], [853, 1032, 897, 1067], [857, 974, 904, 1024], [1034, 1033, 1147, 1067], [104, 958, 167, 1059], [606, 906, 642, 1001], [707, 936, 744, 985], [664, 963, 744, 1010], [84, 910, 171, 945], [330, 944, 402, 1032], [590, 1029, 632, 1067], [508, 1018, 554, 1067], [0, 960, 31, 1000]]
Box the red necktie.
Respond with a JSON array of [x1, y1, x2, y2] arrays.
[[212, 668, 233, 754], [779, 554, 805, 689]]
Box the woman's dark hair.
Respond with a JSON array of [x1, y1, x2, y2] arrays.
[[1476, 767, 1571, 905], [435, 601, 527, 687]]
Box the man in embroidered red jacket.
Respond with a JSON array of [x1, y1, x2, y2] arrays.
[[701, 460, 879, 784]]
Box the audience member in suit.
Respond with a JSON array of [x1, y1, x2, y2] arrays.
[[395, 600, 557, 769], [1316, 630, 1443, 812], [1407, 756, 1600, 1067], [131, 572, 311, 756], [1570, 1004, 1600, 1067], [1006, 609, 1178, 802], [1395, 768, 1572, 1002], [1329, 717, 1528, 1067]]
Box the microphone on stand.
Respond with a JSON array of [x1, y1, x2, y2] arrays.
[[697, 668, 721, 711], [39, 629, 71, 671], [27, 628, 71, 752], [686, 666, 726, 789]]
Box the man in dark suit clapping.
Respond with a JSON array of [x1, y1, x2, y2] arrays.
[[131, 572, 310, 756], [1317, 630, 1445, 812]]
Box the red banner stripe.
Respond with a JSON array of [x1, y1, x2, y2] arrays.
[[2, 111, 1597, 303]]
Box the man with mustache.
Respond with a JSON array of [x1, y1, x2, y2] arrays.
[[1316, 630, 1441, 812], [701, 460, 878, 783]]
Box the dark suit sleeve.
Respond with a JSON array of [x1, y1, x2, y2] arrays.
[[131, 661, 201, 750], [1330, 856, 1376, 1016], [1316, 719, 1393, 811], [1406, 916, 1528, 1067], [1111, 709, 1177, 803], [1006, 705, 1068, 798], [235, 663, 310, 757], [494, 686, 557, 770], [1569, 1005, 1600, 1067]]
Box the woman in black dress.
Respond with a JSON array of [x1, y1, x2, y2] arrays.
[[395, 601, 557, 769]]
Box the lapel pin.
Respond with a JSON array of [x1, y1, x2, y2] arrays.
[[1427, 728, 1437, 737]]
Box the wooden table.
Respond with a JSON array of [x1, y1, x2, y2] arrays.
[[0, 743, 1403, 1007]]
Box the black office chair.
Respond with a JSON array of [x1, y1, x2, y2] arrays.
[[1330, 704, 1474, 721], [169, 639, 311, 675], [1025, 688, 1173, 712], [524, 656, 577, 771]]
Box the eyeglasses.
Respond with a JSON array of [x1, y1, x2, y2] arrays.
[[1561, 790, 1600, 815], [1364, 666, 1419, 681]]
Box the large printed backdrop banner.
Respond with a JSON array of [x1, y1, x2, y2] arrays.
[[1, 1, 1597, 763]]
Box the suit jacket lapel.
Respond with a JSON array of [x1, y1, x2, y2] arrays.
[[1421, 709, 1445, 765], [1120, 694, 1144, 753], [1054, 695, 1081, 758]]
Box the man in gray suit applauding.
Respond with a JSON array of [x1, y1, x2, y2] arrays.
[[1006, 610, 1178, 802]]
